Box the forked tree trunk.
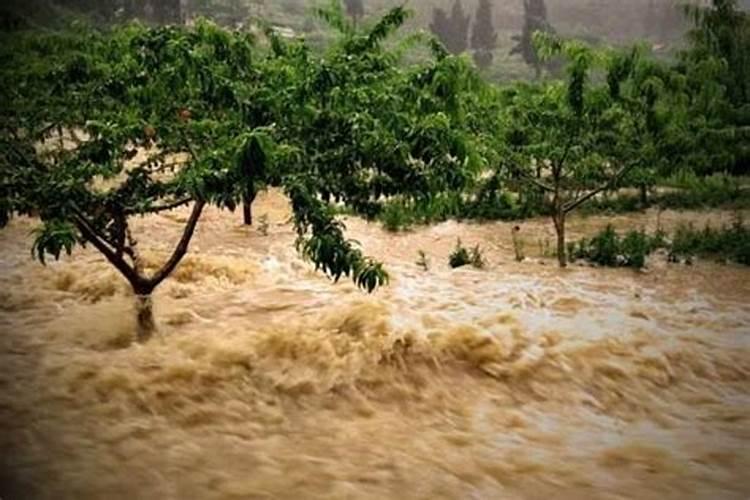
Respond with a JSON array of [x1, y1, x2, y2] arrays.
[[135, 294, 155, 342]]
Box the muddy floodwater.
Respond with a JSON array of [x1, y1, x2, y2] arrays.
[[1, 190, 749, 499]]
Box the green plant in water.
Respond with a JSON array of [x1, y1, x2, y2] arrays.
[[449, 238, 471, 268], [257, 214, 270, 236], [380, 200, 413, 232], [416, 250, 430, 271], [469, 244, 486, 269]]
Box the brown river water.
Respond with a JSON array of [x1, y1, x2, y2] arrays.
[[1, 190, 749, 500]]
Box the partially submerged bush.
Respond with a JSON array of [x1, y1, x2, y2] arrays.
[[570, 225, 660, 269], [449, 238, 486, 269], [571, 218, 750, 268], [670, 217, 750, 265]]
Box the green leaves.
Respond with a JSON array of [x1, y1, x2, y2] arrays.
[[31, 220, 79, 265]]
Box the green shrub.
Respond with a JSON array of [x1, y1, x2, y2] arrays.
[[670, 217, 750, 265], [587, 225, 620, 267], [449, 238, 486, 269], [449, 238, 472, 268], [380, 200, 414, 232], [469, 244, 486, 269], [570, 225, 654, 269], [621, 230, 651, 269]]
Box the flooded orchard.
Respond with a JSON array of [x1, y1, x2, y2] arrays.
[[1, 190, 749, 500]]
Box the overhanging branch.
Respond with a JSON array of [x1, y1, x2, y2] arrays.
[[563, 163, 634, 214], [145, 200, 206, 290], [70, 207, 141, 286]]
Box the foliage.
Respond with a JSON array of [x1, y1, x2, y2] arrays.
[[449, 238, 485, 269], [670, 217, 750, 265], [570, 218, 750, 268], [570, 225, 660, 269], [511, 0, 557, 78], [1, 6, 496, 338], [503, 34, 669, 266], [677, 0, 750, 174], [449, 238, 471, 268]]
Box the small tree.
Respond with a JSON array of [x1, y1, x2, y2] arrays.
[[471, 0, 497, 69], [504, 36, 666, 267]]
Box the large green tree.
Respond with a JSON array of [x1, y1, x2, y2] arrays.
[[0, 6, 488, 341]]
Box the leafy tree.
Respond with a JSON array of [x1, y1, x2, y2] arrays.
[[511, 0, 556, 78], [0, 19, 388, 341], [429, 0, 470, 55], [0, 6, 487, 342], [0, 22, 270, 340], [503, 35, 667, 267], [678, 0, 750, 174], [471, 0, 497, 69]]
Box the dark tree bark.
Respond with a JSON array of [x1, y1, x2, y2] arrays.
[[242, 189, 256, 226], [639, 183, 649, 206]]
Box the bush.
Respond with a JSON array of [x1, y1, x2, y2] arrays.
[[586, 225, 620, 266], [449, 238, 471, 268], [620, 230, 651, 269], [380, 200, 414, 232], [449, 238, 486, 269], [670, 216, 750, 265], [571, 225, 655, 269], [659, 171, 746, 209]]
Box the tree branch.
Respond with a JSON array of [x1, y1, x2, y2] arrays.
[[145, 200, 206, 290], [70, 207, 141, 287], [124, 197, 193, 215], [513, 164, 555, 192], [563, 163, 633, 214]]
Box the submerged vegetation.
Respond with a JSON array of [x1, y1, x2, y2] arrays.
[[0, 0, 749, 341], [569, 216, 750, 268]]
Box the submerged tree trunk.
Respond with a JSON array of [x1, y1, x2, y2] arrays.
[[135, 294, 155, 342], [242, 190, 256, 226], [639, 183, 649, 206], [553, 210, 567, 268]]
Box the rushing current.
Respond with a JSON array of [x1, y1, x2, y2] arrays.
[[1, 190, 748, 499]]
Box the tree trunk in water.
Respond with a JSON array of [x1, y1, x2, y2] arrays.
[[639, 183, 648, 207], [135, 294, 156, 343], [554, 211, 567, 268], [243, 190, 256, 226]]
